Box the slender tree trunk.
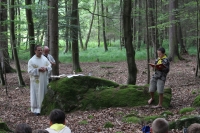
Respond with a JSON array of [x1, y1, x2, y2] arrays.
[[78, 11, 84, 50], [97, 0, 101, 47], [85, 0, 97, 49], [71, 0, 82, 72], [17, 0, 21, 47], [195, 0, 200, 77], [120, 0, 124, 49], [64, 0, 70, 53], [138, 0, 142, 51], [0, 0, 13, 73], [49, 0, 59, 75], [101, 0, 108, 51], [168, 0, 181, 61], [123, 0, 137, 85], [10, 0, 25, 86], [146, 0, 150, 84], [133, 0, 137, 49], [25, 0, 35, 57]]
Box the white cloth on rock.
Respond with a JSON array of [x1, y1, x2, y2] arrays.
[[28, 55, 52, 114]]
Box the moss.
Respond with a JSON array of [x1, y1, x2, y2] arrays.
[[0, 122, 12, 132], [192, 90, 197, 94], [122, 116, 140, 123], [88, 115, 94, 119], [41, 76, 172, 115], [179, 107, 195, 114], [169, 116, 200, 129], [193, 95, 200, 106], [104, 122, 114, 128], [143, 115, 162, 123], [79, 120, 88, 125], [161, 111, 173, 117]]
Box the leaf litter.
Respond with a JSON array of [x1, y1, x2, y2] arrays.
[[0, 55, 200, 133]]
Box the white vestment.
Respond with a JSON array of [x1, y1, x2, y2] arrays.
[[28, 55, 52, 113], [44, 54, 55, 78]]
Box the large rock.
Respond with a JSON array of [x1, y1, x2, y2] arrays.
[[41, 76, 172, 115]]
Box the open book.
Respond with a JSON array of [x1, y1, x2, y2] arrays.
[[148, 63, 166, 70]]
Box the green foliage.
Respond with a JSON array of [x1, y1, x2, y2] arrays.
[[87, 115, 94, 119], [79, 120, 88, 125], [193, 94, 200, 106], [179, 107, 195, 114], [41, 76, 172, 115], [104, 122, 114, 128], [0, 122, 12, 132], [161, 111, 174, 117], [122, 116, 140, 123]]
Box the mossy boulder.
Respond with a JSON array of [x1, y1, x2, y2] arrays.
[[169, 116, 200, 129], [41, 76, 172, 115], [0, 122, 12, 132]]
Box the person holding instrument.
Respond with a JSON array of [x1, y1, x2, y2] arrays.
[[148, 47, 170, 108]]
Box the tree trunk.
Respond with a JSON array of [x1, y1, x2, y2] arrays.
[[168, 0, 181, 61], [17, 0, 21, 47], [97, 0, 101, 47], [123, 0, 137, 85], [101, 0, 108, 51], [10, 0, 25, 86], [195, 0, 200, 77], [49, 0, 59, 75], [71, 0, 82, 72], [120, 0, 124, 49], [64, 0, 70, 53], [146, 0, 150, 84], [148, 0, 159, 59], [78, 11, 84, 50], [138, 0, 142, 51], [85, 0, 97, 49], [0, 0, 13, 73], [25, 0, 35, 57]]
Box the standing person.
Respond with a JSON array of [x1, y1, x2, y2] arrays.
[[148, 47, 170, 108], [46, 109, 71, 133], [43, 46, 56, 82], [28, 45, 52, 115]]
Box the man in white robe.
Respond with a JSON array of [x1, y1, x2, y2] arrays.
[[28, 45, 52, 115]]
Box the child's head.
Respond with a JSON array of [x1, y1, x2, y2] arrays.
[[157, 47, 166, 58], [15, 123, 32, 133], [49, 109, 66, 125], [187, 123, 200, 133], [152, 118, 168, 133]]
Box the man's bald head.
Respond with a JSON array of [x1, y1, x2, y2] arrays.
[[43, 46, 50, 55]]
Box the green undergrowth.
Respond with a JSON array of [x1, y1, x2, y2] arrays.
[[179, 107, 195, 114], [193, 95, 200, 106], [0, 122, 12, 133], [41, 76, 172, 115], [104, 121, 114, 128]]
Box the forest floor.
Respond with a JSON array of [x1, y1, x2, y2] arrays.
[[0, 55, 200, 133]]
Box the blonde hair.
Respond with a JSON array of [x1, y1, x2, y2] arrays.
[[152, 118, 169, 133], [187, 123, 200, 133]]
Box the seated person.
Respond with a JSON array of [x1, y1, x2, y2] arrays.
[[187, 123, 200, 133], [15, 123, 32, 133], [46, 109, 71, 133], [152, 118, 169, 133], [33, 129, 49, 133]]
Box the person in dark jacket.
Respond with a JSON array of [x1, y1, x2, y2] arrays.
[[148, 47, 170, 108]]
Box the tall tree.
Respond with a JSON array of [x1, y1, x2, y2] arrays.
[[84, 0, 97, 49], [146, 0, 150, 84], [71, 0, 82, 72], [97, 0, 101, 47], [49, 0, 59, 75], [196, 0, 200, 77], [10, 0, 25, 86], [168, 0, 181, 61], [123, 0, 137, 85], [25, 0, 35, 57], [0, 0, 13, 73], [101, 0, 108, 51]]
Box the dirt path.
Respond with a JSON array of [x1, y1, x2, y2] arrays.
[[0, 55, 200, 132]]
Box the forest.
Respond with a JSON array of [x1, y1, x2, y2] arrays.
[[0, 0, 200, 132]]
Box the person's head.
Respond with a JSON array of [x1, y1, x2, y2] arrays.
[[15, 123, 32, 133], [152, 118, 169, 133], [32, 129, 49, 133], [34, 45, 43, 57], [157, 47, 166, 58], [49, 109, 66, 126], [43, 46, 50, 56], [187, 123, 200, 133]]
